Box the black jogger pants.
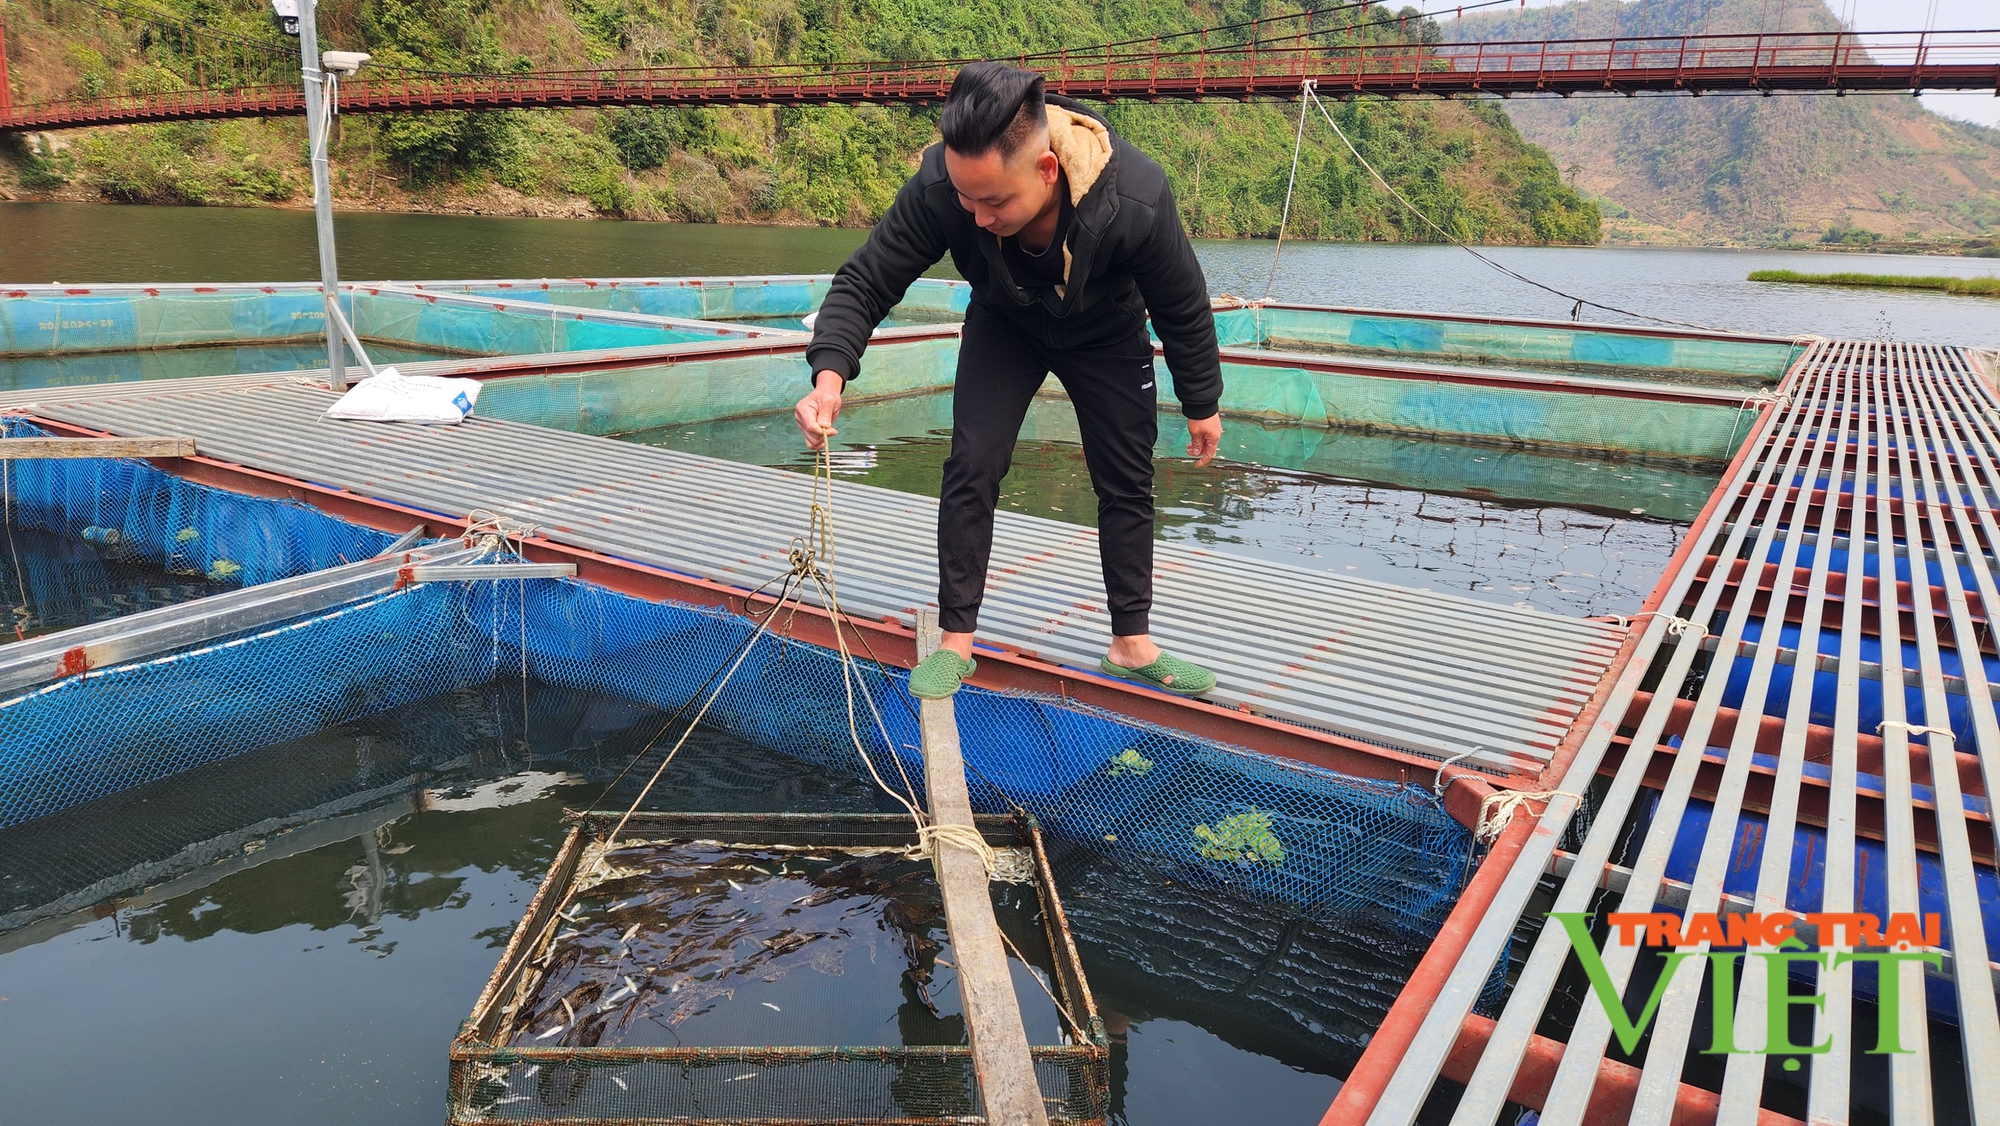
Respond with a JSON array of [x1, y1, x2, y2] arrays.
[[937, 303, 1159, 638]]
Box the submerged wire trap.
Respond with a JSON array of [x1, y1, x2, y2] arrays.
[[450, 811, 1109, 1125]]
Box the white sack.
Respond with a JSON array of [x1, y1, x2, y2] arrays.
[[324, 368, 481, 424]]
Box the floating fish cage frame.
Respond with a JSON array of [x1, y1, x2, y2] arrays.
[[449, 811, 1110, 1126]]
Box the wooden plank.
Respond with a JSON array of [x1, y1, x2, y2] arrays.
[[914, 610, 1050, 1126], [0, 436, 196, 459]]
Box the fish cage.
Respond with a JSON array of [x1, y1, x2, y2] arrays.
[[449, 810, 1108, 1125]]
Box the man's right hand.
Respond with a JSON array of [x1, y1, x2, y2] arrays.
[[795, 370, 845, 450]]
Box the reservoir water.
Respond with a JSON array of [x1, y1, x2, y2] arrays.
[[625, 393, 1700, 618], [4, 200, 1998, 346]]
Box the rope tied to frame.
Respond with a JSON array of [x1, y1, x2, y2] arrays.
[[1604, 610, 1708, 639], [1877, 720, 1954, 745], [786, 435, 1041, 883], [1474, 788, 1583, 847], [468, 430, 1088, 1045], [1431, 746, 1482, 800], [461, 508, 539, 557], [916, 822, 1004, 878]]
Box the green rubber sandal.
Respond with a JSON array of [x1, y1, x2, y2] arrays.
[[910, 648, 977, 699], [1100, 651, 1217, 696]]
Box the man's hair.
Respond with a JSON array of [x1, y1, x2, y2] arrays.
[[940, 62, 1047, 159]]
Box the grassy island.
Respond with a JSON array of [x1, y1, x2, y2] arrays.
[[1748, 270, 2000, 297]]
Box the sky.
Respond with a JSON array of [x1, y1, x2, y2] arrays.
[[1492, 0, 2000, 127]]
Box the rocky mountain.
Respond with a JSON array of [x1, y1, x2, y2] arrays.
[[1449, 0, 2000, 248]]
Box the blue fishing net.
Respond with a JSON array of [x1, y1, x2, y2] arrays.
[[0, 582, 496, 829], [1, 418, 395, 584], [477, 576, 1474, 932]]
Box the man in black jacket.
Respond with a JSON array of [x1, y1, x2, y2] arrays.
[[794, 62, 1222, 700]]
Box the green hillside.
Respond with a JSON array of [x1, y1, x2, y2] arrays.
[[1, 0, 1599, 244], [1449, 0, 2000, 250]]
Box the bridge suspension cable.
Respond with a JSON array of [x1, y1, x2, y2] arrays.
[[1266, 77, 1730, 333]]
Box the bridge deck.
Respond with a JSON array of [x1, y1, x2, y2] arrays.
[[5, 372, 1621, 779], [1338, 340, 2000, 1125], [5, 30, 1996, 131]]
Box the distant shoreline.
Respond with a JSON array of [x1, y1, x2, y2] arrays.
[[5, 193, 1999, 257]]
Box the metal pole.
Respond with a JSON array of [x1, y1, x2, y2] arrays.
[[296, 0, 347, 391]]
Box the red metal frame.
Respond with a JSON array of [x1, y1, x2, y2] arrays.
[[1436, 1015, 1808, 1126], [3, 28, 1997, 131]]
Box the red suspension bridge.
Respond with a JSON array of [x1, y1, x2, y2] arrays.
[[1, 8, 1997, 132]]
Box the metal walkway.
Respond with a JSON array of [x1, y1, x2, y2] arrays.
[[1335, 340, 2000, 1124], [7, 375, 1620, 779]]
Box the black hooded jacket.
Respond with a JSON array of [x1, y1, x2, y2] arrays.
[[803, 96, 1223, 420]]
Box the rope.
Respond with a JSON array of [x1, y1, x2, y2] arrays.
[[1431, 746, 1480, 800], [1723, 389, 1789, 455], [917, 822, 999, 872], [1474, 788, 1582, 846], [790, 442, 931, 823], [1263, 87, 1314, 301], [1878, 720, 1954, 745], [996, 924, 1091, 1042], [1287, 80, 1733, 335], [1606, 610, 1708, 639], [487, 422, 1034, 1022]]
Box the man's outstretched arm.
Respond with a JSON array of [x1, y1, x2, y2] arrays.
[[799, 168, 950, 448], [1130, 181, 1223, 466]]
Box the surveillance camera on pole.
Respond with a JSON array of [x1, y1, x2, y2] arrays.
[[269, 0, 300, 37], [321, 51, 371, 76]]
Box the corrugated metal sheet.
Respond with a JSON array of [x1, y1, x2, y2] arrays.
[[17, 379, 1623, 775]]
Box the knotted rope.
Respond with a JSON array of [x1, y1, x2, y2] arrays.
[[1474, 788, 1584, 847], [1878, 720, 1954, 745], [1603, 610, 1708, 639]]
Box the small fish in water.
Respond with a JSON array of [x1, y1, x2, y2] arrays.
[[611, 1077, 628, 1091], [670, 981, 683, 994], [620, 923, 640, 943], [522, 1065, 540, 1079], [534, 1024, 565, 1040], [936, 957, 955, 969], [761, 1002, 781, 1012], [561, 998, 574, 1023], [726, 1073, 758, 1083], [727, 879, 744, 892], [746, 865, 772, 876], [495, 1095, 529, 1105], [623, 975, 639, 994]]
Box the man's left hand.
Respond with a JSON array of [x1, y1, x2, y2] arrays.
[[1186, 415, 1221, 467]]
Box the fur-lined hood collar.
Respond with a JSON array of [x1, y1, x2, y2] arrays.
[[1046, 102, 1112, 206]]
